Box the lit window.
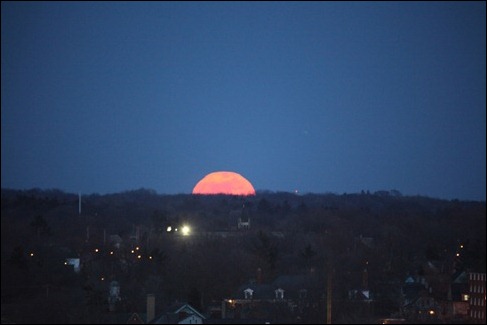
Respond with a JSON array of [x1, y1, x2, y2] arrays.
[[462, 294, 470, 301]]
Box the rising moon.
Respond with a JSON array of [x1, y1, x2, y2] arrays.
[[192, 171, 256, 196]]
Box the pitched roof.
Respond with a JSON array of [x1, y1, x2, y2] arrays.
[[232, 274, 322, 301], [150, 303, 205, 324], [126, 312, 145, 324]]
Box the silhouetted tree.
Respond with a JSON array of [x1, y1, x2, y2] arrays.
[[30, 215, 51, 238], [187, 287, 202, 311], [8, 245, 28, 269]]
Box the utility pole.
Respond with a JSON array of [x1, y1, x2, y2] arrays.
[[327, 270, 332, 324]]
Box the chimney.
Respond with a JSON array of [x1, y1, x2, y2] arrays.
[[147, 294, 155, 323], [257, 267, 262, 284], [362, 268, 368, 289]]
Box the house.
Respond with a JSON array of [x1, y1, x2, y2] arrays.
[[219, 273, 323, 323], [401, 275, 442, 322], [450, 270, 469, 321], [151, 303, 205, 324], [345, 267, 374, 321], [237, 215, 250, 230], [468, 272, 486, 324]]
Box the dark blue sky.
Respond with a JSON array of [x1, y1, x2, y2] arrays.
[[2, 2, 485, 200]]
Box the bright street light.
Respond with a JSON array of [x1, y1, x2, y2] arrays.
[[181, 225, 190, 236]]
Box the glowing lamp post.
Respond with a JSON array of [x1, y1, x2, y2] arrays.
[[181, 225, 191, 236]]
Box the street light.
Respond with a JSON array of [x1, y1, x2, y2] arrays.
[[181, 225, 190, 236]]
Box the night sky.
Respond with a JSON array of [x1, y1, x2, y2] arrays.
[[2, 2, 485, 201]]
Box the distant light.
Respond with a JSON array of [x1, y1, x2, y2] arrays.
[[110, 251, 114, 255], [181, 225, 190, 236], [167, 226, 172, 232], [460, 244, 464, 249], [462, 294, 470, 301], [228, 299, 233, 303], [64, 261, 68, 265], [149, 256, 153, 260], [137, 255, 142, 259], [95, 248, 99, 253], [429, 310, 435, 315], [30, 253, 34, 257], [135, 246, 140, 251], [101, 277, 105, 281], [175, 228, 178, 232], [131, 250, 135, 254], [456, 253, 460, 257]]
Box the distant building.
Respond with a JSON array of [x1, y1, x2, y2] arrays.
[[231, 205, 251, 230], [469, 272, 486, 324], [220, 273, 323, 323], [65, 258, 81, 273], [401, 275, 440, 322], [450, 270, 469, 321], [237, 215, 250, 230]]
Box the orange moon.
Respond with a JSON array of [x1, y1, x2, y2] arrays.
[[192, 171, 256, 196]]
